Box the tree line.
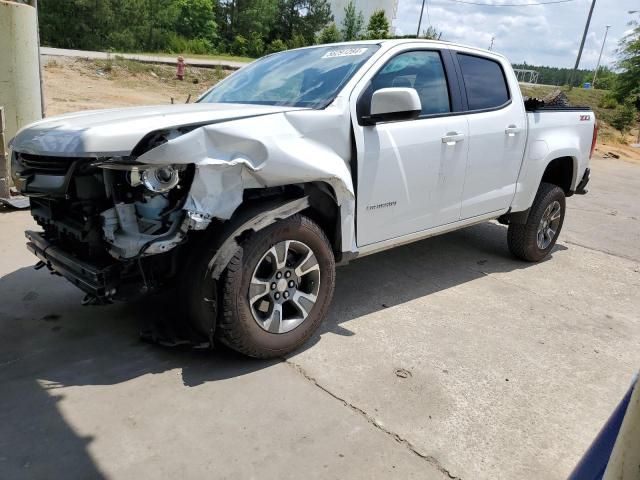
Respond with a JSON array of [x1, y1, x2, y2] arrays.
[[511, 63, 617, 89], [36, 1, 638, 133], [37, 0, 402, 58]]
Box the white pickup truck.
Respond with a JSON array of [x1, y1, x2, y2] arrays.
[[10, 40, 596, 357]]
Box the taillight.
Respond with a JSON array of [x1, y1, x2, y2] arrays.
[[590, 121, 598, 159]]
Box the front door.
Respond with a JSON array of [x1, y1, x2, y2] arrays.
[[352, 49, 469, 246]]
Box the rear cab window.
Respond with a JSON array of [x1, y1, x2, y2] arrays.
[[457, 53, 510, 111]]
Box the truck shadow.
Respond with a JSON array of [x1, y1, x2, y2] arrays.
[[310, 221, 566, 343], [0, 269, 280, 477], [0, 221, 565, 477]]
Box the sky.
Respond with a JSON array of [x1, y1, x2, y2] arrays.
[[393, 0, 638, 69]]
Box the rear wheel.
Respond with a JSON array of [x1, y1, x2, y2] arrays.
[[508, 182, 566, 262], [217, 214, 335, 358]]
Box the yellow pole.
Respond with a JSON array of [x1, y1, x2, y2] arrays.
[[0, 0, 43, 143]]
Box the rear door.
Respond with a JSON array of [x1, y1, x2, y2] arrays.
[[350, 46, 469, 246], [454, 51, 528, 219]]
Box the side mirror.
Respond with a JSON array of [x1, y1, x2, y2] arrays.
[[365, 88, 422, 125]]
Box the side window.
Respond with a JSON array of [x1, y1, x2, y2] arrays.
[[457, 53, 510, 110], [367, 51, 451, 116]]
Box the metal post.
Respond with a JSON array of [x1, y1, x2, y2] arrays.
[[416, 0, 426, 38], [592, 25, 610, 87], [568, 0, 596, 87], [0, 107, 10, 198]]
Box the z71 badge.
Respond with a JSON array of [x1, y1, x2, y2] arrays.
[[580, 114, 591, 121]]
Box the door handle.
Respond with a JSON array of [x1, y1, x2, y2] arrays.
[[441, 132, 465, 146], [505, 125, 523, 136]]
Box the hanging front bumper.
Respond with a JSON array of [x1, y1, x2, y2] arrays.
[[25, 230, 121, 298]]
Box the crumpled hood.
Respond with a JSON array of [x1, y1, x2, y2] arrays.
[[9, 103, 304, 157]]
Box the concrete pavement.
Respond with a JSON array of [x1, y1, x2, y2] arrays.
[[0, 156, 638, 479], [40, 47, 248, 70]]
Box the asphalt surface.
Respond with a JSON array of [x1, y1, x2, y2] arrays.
[[0, 156, 638, 479], [40, 47, 248, 70]]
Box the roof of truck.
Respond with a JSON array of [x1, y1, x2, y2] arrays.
[[307, 39, 507, 61]]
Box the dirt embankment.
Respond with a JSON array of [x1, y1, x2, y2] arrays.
[[43, 55, 225, 116]]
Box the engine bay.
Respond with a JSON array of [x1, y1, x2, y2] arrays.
[[15, 151, 194, 258], [13, 151, 196, 299]]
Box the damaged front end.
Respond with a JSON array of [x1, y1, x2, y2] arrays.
[[13, 149, 197, 301], [10, 102, 357, 305]]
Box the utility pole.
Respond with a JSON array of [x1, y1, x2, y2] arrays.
[[416, 0, 426, 38], [568, 0, 596, 87], [592, 25, 610, 87], [489, 36, 495, 51]]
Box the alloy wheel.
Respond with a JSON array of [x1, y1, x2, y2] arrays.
[[536, 200, 562, 249], [248, 240, 321, 334]]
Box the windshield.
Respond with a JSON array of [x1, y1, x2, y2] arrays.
[[199, 45, 379, 109]]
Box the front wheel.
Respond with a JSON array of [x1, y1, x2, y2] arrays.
[[217, 214, 335, 358], [507, 182, 566, 262]]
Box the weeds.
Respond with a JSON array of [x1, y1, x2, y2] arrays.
[[67, 57, 224, 103]]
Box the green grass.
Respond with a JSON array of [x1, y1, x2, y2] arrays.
[[519, 84, 608, 112], [520, 85, 614, 123], [92, 57, 225, 83], [119, 51, 254, 63]]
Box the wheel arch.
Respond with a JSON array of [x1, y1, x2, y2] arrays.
[[194, 181, 347, 282], [505, 155, 576, 225], [540, 156, 576, 196], [510, 149, 579, 214], [241, 181, 344, 258]]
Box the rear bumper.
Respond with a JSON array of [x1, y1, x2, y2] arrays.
[[25, 230, 120, 298], [575, 168, 590, 195]]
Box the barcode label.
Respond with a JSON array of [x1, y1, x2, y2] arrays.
[[322, 47, 368, 58]]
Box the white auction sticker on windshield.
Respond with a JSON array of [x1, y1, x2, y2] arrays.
[[322, 47, 368, 58]]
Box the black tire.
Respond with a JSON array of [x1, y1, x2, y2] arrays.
[[508, 182, 566, 262], [216, 214, 335, 358]]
